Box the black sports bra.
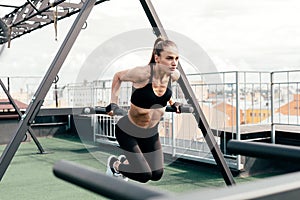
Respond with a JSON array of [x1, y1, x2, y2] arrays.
[[131, 65, 172, 109]]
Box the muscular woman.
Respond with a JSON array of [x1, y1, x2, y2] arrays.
[[105, 37, 181, 183]]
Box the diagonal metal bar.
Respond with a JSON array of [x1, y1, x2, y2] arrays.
[[0, 4, 20, 9], [0, 0, 97, 181], [140, 0, 235, 185], [26, 0, 39, 12], [0, 79, 45, 154]]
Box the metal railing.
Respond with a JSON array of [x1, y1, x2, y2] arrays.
[[4, 70, 300, 170], [270, 70, 300, 142], [87, 71, 273, 169]]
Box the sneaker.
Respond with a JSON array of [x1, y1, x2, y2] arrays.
[[106, 155, 120, 177], [106, 155, 128, 181], [118, 155, 127, 163], [117, 155, 129, 182]]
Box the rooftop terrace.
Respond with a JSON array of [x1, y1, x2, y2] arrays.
[[0, 134, 282, 200]]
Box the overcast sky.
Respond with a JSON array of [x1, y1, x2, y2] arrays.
[[1, 0, 300, 85]]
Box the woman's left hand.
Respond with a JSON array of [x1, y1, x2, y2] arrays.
[[171, 102, 182, 113]]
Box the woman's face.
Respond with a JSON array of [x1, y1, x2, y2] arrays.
[[155, 46, 179, 74]]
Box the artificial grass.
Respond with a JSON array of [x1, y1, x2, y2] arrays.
[[0, 136, 104, 200], [0, 135, 279, 200]]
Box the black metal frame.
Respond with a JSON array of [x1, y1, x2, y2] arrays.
[[0, 0, 234, 185], [139, 0, 235, 185], [0, 0, 109, 45], [0, 19, 8, 45], [0, 0, 97, 181]]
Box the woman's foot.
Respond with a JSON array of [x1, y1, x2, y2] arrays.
[[117, 155, 128, 181], [118, 155, 127, 164], [106, 155, 128, 181], [106, 155, 120, 176]]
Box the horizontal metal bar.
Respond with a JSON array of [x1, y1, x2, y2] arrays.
[[170, 171, 300, 200], [81, 105, 194, 115], [227, 140, 300, 162], [53, 160, 170, 200]]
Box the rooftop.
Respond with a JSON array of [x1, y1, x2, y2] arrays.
[[0, 134, 281, 200], [0, 99, 27, 110]]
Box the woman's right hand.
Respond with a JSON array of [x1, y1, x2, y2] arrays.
[[105, 103, 118, 116], [105, 103, 127, 116]]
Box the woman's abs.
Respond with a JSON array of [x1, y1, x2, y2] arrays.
[[129, 103, 165, 128]]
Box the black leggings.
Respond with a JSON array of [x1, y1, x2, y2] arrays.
[[115, 116, 164, 183]]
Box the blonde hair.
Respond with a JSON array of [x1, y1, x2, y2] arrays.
[[149, 37, 178, 64]]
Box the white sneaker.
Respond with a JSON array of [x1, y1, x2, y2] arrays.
[[106, 155, 128, 181], [106, 155, 119, 177], [117, 155, 129, 182], [118, 155, 127, 163]]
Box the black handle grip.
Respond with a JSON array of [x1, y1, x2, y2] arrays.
[[165, 105, 194, 113], [82, 107, 106, 115], [94, 106, 107, 114], [82, 106, 126, 115], [83, 105, 194, 115]]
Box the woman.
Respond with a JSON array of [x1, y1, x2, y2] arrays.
[[105, 37, 181, 183]]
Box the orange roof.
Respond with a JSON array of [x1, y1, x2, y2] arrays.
[[0, 99, 28, 110]]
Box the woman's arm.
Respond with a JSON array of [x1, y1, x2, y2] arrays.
[[168, 70, 181, 113], [110, 70, 127, 104], [110, 66, 149, 103]]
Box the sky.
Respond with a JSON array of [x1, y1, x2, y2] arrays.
[[1, 0, 300, 86]]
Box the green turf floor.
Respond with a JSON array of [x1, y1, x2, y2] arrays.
[[0, 135, 279, 200]]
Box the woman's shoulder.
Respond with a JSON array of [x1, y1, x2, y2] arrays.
[[171, 69, 181, 81], [133, 65, 151, 72], [128, 65, 151, 83]]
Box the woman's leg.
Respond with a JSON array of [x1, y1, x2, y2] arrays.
[[139, 133, 164, 181], [115, 125, 152, 183], [114, 116, 164, 183]]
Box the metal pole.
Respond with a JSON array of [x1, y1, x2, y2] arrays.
[[139, 0, 235, 185], [7, 77, 10, 93], [227, 140, 300, 162], [270, 72, 275, 143], [0, 0, 96, 181], [53, 160, 170, 200], [172, 112, 176, 157], [235, 72, 242, 170]]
